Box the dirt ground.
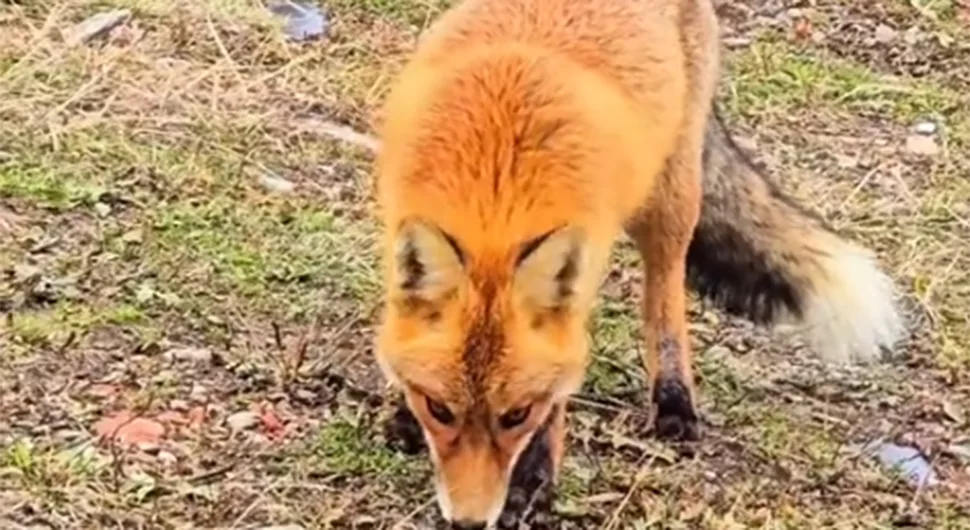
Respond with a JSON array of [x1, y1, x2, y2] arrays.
[[1, 0, 969, 528]]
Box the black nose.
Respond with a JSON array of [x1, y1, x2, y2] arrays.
[[451, 521, 486, 530]]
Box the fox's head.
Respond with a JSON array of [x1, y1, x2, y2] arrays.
[[375, 217, 600, 528]]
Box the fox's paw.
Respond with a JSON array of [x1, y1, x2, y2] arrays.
[[651, 377, 701, 442], [498, 416, 557, 529], [383, 400, 426, 455]]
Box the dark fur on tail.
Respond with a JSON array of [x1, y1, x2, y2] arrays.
[[686, 105, 903, 362], [688, 106, 833, 325]]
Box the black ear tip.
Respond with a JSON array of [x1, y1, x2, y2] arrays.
[[398, 236, 426, 291], [392, 218, 465, 297], [516, 224, 584, 266]]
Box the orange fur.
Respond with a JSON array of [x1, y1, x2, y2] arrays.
[[373, 0, 719, 526]]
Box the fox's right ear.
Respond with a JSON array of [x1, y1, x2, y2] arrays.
[[513, 225, 587, 314], [391, 218, 465, 311]]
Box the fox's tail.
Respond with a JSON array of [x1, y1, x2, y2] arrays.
[[687, 106, 906, 363]]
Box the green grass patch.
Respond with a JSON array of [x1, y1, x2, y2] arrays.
[[1, 438, 107, 490], [586, 299, 642, 396], [0, 164, 108, 210], [149, 197, 378, 305], [313, 416, 415, 477], [7, 301, 147, 346], [723, 38, 965, 130]]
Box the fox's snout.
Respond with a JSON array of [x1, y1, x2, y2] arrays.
[[432, 440, 511, 527], [450, 521, 487, 530]]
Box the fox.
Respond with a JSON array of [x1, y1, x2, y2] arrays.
[[371, 0, 905, 527]]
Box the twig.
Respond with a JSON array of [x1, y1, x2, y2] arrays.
[[290, 118, 381, 152], [272, 321, 285, 352], [103, 394, 156, 492], [290, 312, 326, 381], [205, 12, 245, 85], [600, 451, 661, 530], [391, 493, 436, 530], [229, 475, 286, 529], [186, 463, 235, 485], [302, 302, 380, 377], [55, 330, 76, 357]]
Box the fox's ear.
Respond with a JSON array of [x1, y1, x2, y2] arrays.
[[391, 218, 465, 309], [513, 226, 586, 313]]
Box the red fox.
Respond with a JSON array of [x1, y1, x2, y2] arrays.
[[372, 0, 905, 526]]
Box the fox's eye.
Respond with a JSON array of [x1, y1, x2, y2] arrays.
[[498, 405, 531, 429], [426, 397, 455, 425]]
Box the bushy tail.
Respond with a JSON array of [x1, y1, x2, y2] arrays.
[[687, 106, 905, 363]]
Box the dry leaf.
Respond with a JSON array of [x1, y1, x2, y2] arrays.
[[0, 206, 24, 235], [583, 492, 625, 504], [793, 18, 812, 41], [258, 403, 286, 439], [187, 406, 207, 429], [156, 410, 187, 426], [95, 411, 165, 447], [65, 9, 132, 46], [87, 383, 119, 399], [957, 0, 970, 26], [942, 399, 966, 424]]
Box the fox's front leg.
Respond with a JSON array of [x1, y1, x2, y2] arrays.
[[627, 156, 703, 441], [498, 404, 567, 529], [383, 393, 426, 455]]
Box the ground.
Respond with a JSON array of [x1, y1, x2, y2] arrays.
[[1, 0, 969, 528]]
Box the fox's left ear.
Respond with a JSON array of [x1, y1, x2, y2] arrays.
[[391, 218, 466, 311], [513, 226, 587, 313]]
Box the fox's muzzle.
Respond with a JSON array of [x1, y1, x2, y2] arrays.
[[436, 409, 558, 529]]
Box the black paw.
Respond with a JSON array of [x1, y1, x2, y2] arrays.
[[651, 377, 700, 442], [383, 400, 426, 455], [497, 412, 557, 529]]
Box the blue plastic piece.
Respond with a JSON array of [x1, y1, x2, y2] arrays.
[[268, 1, 329, 42]]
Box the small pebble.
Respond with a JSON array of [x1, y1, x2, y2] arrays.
[[157, 450, 178, 466], [836, 154, 859, 169], [258, 173, 296, 194], [227, 411, 259, 432], [162, 346, 213, 364], [915, 121, 937, 135], [874, 24, 898, 44], [189, 383, 209, 402], [54, 429, 87, 442], [905, 134, 940, 156], [94, 202, 112, 217]]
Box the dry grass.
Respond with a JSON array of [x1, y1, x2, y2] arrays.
[[1, 0, 969, 528]]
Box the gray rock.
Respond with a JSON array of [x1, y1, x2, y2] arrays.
[[874, 24, 898, 44], [66, 9, 132, 46], [163, 347, 213, 364]]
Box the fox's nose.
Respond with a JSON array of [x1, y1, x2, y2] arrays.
[[450, 521, 486, 530]]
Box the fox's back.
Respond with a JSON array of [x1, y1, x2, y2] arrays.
[[419, 0, 684, 100], [377, 0, 699, 262]]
